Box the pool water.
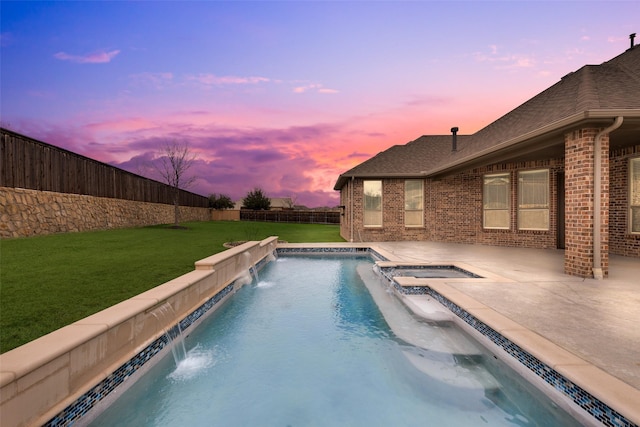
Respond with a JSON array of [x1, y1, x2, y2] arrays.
[[89, 256, 580, 426], [387, 266, 479, 278]]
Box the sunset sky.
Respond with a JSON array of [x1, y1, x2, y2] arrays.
[[2, 1, 638, 207]]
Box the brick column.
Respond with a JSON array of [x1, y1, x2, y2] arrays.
[[564, 128, 609, 277]]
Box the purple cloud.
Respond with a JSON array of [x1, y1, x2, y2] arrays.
[[7, 116, 360, 207]]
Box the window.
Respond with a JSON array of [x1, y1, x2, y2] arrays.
[[518, 169, 549, 230], [483, 173, 510, 229], [405, 180, 424, 227], [363, 180, 382, 227], [631, 158, 640, 234]]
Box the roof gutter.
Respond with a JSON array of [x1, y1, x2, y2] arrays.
[[350, 176, 354, 242], [593, 116, 624, 280]]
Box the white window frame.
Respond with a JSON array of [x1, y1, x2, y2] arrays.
[[518, 169, 550, 231], [363, 180, 382, 227], [483, 173, 510, 229], [630, 158, 640, 234], [404, 180, 424, 227]]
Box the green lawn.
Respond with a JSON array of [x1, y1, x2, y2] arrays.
[[0, 221, 343, 353]]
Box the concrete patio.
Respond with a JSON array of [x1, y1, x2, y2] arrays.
[[375, 241, 639, 423]]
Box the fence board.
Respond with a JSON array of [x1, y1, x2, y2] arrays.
[[240, 210, 340, 224], [0, 128, 209, 208]]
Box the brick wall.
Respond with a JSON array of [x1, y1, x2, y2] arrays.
[[563, 129, 609, 277], [338, 137, 639, 277], [610, 145, 640, 257], [0, 187, 211, 238], [340, 158, 563, 249]]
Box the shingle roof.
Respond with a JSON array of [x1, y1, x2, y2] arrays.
[[334, 45, 640, 190], [338, 135, 469, 177]]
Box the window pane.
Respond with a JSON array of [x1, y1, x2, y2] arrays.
[[631, 159, 640, 233], [518, 170, 549, 230], [364, 210, 382, 227], [404, 180, 423, 227], [631, 207, 640, 233], [484, 210, 509, 229], [519, 170, 549, 208], [404, 180, 423, 210], [518, 209, 549, 230], [364, 181, 382, 227], [483, 173, 510, 229], [405, 210, 423, 227]]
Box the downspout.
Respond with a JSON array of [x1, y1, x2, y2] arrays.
[[592, 116, 623, 279], [350, 176, 354, 242]]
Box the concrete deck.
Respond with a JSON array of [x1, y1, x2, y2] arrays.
[[375, 241, 639, 422]]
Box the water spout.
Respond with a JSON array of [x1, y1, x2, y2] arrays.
[[267, 242, 278, 262], [249, 264, 259, 283], [151, 302, 187, 366], [238, 251, 258, 285]]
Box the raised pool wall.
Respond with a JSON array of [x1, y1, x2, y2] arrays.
[[0, 236, 278, 427]]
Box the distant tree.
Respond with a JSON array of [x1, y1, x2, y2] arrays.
[[285, 194, 298, 209], [209, 193, 234, 209], [243, 188, 271, 210], [155, 139, 197, 227]]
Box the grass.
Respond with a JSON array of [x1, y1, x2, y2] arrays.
[[0, 221, 343, 353]]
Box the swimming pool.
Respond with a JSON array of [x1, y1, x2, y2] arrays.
[[87, 255, 581, 426]]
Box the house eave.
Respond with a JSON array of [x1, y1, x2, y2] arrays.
[[334, 172, 426, 191], [426, 109, 640, 178], [334, 108, 640, 190]]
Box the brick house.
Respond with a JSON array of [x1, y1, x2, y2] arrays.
[[334, 39, 640, 278]]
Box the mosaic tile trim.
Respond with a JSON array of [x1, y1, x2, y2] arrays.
[[387, 276, 635, 427], [276, 246, 371, 255], [275, 246, 387, 261], [44, 283, 235, 427]]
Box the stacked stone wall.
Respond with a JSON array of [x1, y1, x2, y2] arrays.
[[0, 187, 210, 239]]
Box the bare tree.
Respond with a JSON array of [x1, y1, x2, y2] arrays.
[[155, 139, 197, 227], [286, 194, 298, 209]]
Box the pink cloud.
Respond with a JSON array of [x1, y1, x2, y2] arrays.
[[85, 117, 158, 133], [54, 49, 120, 64], [99, 121, 352, 207], [473, 48, 536, 69], [7, 93, 511, 208], [186, 73, 270, 86], [293, 83, 339, 94], [607, 36, 627, 44]]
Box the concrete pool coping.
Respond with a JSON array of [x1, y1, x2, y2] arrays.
[[279, 242, 640, 425]]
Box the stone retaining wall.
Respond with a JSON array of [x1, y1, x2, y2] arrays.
[[0, 187, 211, 239]]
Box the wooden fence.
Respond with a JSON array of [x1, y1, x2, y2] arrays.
[[240, 209, 340, 224], [1, 128, 209, 207]]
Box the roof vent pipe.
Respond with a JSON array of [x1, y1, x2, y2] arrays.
[[630, 33, 636, 50], [451, 127, 459, 152]]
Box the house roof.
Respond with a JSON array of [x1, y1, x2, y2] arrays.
[[334, 43, 640, 190]]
